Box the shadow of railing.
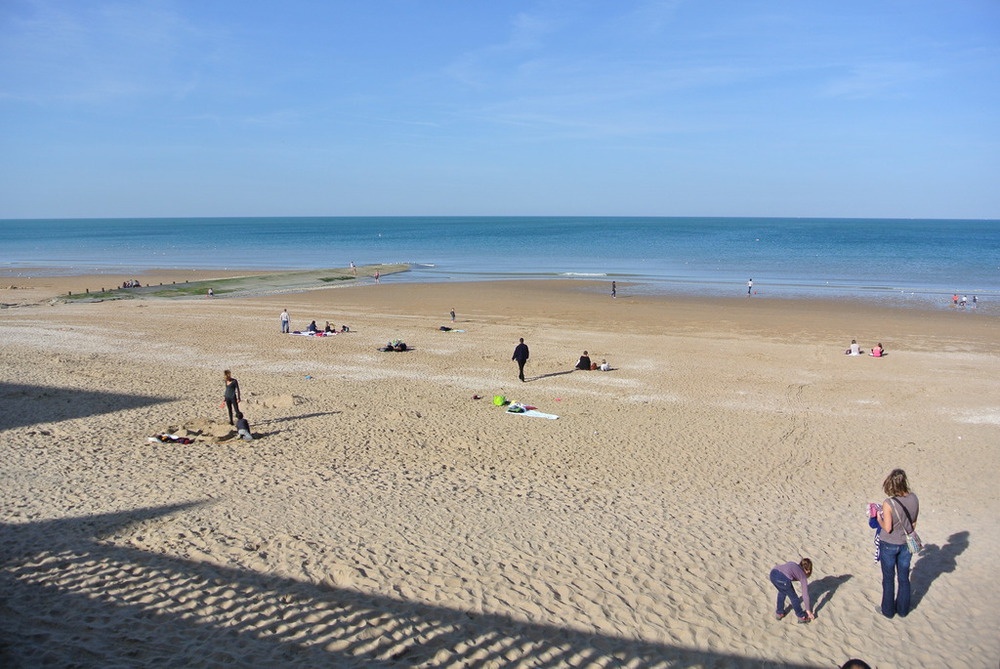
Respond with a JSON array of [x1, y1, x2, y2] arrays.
[[0, 382, 171, 431], [910, 531, 969, 611], [1, 504, 822, 668]]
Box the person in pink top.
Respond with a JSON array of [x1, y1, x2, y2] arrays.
[[769, 558, 815, 623]]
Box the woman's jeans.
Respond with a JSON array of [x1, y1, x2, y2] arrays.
[[769, 568, 805, 617], [879, 540, 912, 617]]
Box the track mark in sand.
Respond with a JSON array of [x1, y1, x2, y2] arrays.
[[776, 382, 810, 448]]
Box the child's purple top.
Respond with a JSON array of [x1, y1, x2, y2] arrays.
[[774, 562, 811, 611]]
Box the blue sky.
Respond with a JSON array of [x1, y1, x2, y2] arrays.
[[1, 0, 998, 219]]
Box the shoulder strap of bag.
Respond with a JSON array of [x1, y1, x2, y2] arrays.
[[892, 497, 915, 533]]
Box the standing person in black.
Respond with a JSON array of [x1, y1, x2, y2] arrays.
[[223, 369, 241, 425], [512, 338, 529, 382]]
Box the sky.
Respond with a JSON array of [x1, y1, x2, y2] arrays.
[[1, 0, 998, 219]]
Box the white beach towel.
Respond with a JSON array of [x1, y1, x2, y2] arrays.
[[506, 404, 559, 419]]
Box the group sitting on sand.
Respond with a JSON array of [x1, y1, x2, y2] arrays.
[[574, 351, 611, 371], [845, 340, 886, 357], [379, 339, 408, 352]]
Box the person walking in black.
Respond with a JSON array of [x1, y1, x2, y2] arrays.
[[512, 338, 529, 382], [223, 369, 241, 425]]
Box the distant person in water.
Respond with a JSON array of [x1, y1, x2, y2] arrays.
[[747, 278, 753, 295], [611, 281, 616, 298]]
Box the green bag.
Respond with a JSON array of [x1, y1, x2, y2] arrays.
[[493, 395, 506, 406]]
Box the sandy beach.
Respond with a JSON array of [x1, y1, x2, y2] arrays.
[[1, 273, 998, 668]]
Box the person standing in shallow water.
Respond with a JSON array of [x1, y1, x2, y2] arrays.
[[877, 468, 919, 619], [512, 338, 529, 382], [223, 370, 241, 425]]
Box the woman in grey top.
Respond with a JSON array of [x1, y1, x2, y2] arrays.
[[876, 468, 919, 618]]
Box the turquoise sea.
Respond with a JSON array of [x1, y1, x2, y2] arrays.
[[2, 217, 998, 310]]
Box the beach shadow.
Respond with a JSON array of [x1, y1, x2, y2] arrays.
[[0, 382, 171, 431], [809, 574, 853, 614], [0, 504, 821, 669], [256, 411, 342, 425], [527, 370, 575, 381], [910, 531, 969, 610]]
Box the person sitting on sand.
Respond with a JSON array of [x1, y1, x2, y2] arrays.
[[769, 558, 815, 623], [870, 343, 885, 357], [845, 339, 863, 356], [575, 351, 592, 370], [600, 358, 610, 371], [307, 320, 318, 333], [324, 321, 335, 333], [234, 411, 253, 441]]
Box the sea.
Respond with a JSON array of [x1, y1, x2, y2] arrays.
[[2, 217, 998, 311]]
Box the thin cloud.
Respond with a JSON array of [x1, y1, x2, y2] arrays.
[[819, 62, 937, 99], [0, 1, 226, 105]]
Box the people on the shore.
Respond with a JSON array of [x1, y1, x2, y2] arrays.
[[611, 281, 616, 298], [600, 358, 610, 371], [575, 351, 593, 370], [747, 278, 753, 295], [280, 308, 290, 333], [324, 321, 335, 333], [234, 411, 253, 441], [374, 270, 380, 283], [846, 339, 863, 356], [960, 295, 968, 307], [512, 338, 529, 382], [450, 308, 456, 322], [207, 287, 214, 297], [876, 468, 919, 618], [870, 343, 885, 357], [223, 370, 241, 425], [307, 320, 318, 333], [769, 558, 814, 623]]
